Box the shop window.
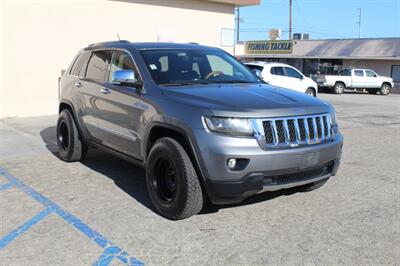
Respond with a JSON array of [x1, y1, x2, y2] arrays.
[[391, 65, 400, 82]]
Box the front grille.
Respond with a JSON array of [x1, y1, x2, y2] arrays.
[[261, 113, 332, 148], [263, 162, 333, 186]]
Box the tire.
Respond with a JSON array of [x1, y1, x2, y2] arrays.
[[146, 137, 203, 220], [56, 109, 88, 162], [305, 88, 316, 97], [333, 82, 345, 94], [367, 89, 377, 94], [297, 178, 329, 192], [380, 83, 391, 96]]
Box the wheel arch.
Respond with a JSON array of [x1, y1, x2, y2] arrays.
[[382, 81, 392, 87], [58, 101, 87, 142], [145, 123, 209, 197]]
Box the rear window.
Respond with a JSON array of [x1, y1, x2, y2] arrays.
[[339, 69, 351, 76], [86, 50, 112, 82], [354, 70, 364, 77], [271, 66, 285, 76], [69, 53, 90, 77]]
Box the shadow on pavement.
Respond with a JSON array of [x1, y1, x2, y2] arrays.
[[40, 126, 298, 216]]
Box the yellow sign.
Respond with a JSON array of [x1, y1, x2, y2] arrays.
[[245, 40, 293, 54]]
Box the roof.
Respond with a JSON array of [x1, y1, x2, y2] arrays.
[[85, 41, 217, 51], [245, 61, 289, 67], [242, 38, 400, 60], [205, 0, 260, 6]]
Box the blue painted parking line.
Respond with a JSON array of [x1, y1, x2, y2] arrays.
[[0, 182, 13, 192], [0, 167, 144, 265], [0, 208, 53, 249]]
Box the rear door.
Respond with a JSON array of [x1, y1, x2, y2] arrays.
[[79, 49, 113, 141]]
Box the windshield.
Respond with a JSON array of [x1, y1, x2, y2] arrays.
[[139, 49, 260, 86]]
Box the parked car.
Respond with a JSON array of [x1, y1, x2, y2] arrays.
[[58, 41, 343, 220], [317, 68, 394, 95], [245, 62, 318, 97]]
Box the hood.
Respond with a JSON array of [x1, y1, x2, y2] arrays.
[[161, 83, 332, 118]]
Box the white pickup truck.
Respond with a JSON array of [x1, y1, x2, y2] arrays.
[[317, 68, 394, 95]]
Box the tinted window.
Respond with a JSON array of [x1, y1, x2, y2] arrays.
[[354, 70, 364, 77], [339, 69, 351, 76], [86, 50, 112, 82], [365, 70, 377, 77], [392, 65, 400, 82], [285, 67, 303, 79], [271, 67, 285, 76], [69, 53, 90, 77], [109, 50, 139, 82]]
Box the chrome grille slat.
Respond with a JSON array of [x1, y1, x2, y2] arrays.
[[258, 113, 333, 148]]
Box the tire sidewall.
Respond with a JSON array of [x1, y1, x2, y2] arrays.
[[305, 88, 316, 97], [334, 83, 344, 94], [57, 110, 75, 160], [146, 140, 189, 218], [380, 84, 391, 95]]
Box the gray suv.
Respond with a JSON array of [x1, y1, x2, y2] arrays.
[[58, 41, 343, 220]]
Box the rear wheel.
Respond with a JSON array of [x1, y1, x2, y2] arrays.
[[333, 82, 345, 94], [146, 137, 203, 220], [380, 83, 391, 95], [57, 109, 88, 162]]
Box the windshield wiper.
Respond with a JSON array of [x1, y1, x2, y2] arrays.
[[160, 81, 212, 87]]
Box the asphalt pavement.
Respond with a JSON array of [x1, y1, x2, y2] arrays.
[[1, 92, 399, 265]]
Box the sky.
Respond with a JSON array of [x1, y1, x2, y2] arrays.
[[238, 0, 400, 41]]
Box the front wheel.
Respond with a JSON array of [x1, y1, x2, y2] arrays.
[[146, 137, 203, 220], [305, 88, 316, 97], [380, 84, 391, 95]]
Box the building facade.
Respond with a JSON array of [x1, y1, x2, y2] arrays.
[[0, 0, 259, 118], [238, 38, 400, 90]]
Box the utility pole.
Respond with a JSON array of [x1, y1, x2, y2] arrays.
[[236, 7, 240, 44], [289, 0, 293, 39], [357, 8, 362, 38]]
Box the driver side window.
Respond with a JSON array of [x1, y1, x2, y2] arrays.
[[284, 67, 303, 79], [206, 55, 233, 75], [109, 50, 139, 82]]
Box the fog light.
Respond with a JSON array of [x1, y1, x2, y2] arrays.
[[227, 159, 237, 170]]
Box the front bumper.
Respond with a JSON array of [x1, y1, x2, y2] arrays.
[[192, 129, 343, 204]]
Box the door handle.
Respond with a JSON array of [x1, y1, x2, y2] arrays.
[[100, 88, 111, 94], [74, 81, 83, 88]]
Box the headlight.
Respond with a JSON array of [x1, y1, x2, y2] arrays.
[[329, 109, 339, 136], [204, 116, 253, 136]]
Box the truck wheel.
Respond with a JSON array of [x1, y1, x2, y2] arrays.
[[379, 84, 391, 95], [146, 137, 203, 220], [333, 83, 345, 94], [297, 178, 329, 192], [305, 88, 316, 97], [57, 109, 88, 162]]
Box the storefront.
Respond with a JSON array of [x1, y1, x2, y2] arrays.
[[0, 0, 260, 118], [238, 38, 400, 87]]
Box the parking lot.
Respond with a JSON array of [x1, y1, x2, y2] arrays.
[[1, 92, 399, 265]]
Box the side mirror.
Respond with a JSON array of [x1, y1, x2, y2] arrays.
[[252, 69, 263, 79], [112, 70, 142, 87]]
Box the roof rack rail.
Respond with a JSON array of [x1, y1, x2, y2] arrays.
[[88, 40, 130, 47]]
